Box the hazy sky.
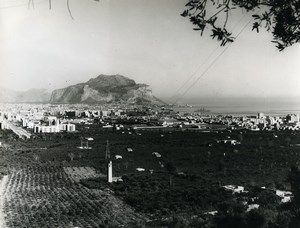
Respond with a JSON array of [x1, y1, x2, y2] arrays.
[[1, 0, 300, 102]]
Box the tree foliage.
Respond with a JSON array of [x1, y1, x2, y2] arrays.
[[288, 165, 300, 226], [181, 0, 300, 51]]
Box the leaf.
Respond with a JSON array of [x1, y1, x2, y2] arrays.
[[230, 37, 235, 41], [252, 22, 260, 33], [181, 10, 188, 17]]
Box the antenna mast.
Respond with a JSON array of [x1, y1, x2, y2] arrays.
[[105, 140, 110, 159]]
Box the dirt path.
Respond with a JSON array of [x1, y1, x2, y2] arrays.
[[0, 175, 8, 228]]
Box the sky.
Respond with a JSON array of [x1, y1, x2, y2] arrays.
[[0, 0, 300, 103]]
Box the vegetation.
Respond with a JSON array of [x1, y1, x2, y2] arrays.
[[3, 165, 144, 228], [182, 0, 300, 51], [40, 0, 300, 51], [2, 124, 300, 226]]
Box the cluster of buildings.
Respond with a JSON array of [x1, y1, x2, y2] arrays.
[[0, 104, 76, 136], [0, 103, 300, 139], [156, 112, 300, 131], [30, 117, 76, 134]]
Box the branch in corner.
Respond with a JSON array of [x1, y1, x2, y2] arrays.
[[67, 0, 74, 20]]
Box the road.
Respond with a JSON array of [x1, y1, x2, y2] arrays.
[[0, 120, 31, 139]]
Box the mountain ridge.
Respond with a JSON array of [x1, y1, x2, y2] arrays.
[[1, 75, 164, 105], [50, 74, 164, 105]]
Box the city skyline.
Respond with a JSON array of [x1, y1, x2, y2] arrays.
[[1, 0, 300, 101]]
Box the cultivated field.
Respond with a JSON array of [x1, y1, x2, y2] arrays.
[[1, 165, 145, 228]]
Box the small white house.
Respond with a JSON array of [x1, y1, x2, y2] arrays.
[[203, 211, 218, 216], [223, 185, 245, 194], [216, 139, 241, 145], [136, 168, 145, 172], [103, 124, 113, 128], [276, 190, 293, 203], [152, 152, 162, 158], [247, 204, 259, 212], [112, 176, 123, 182]]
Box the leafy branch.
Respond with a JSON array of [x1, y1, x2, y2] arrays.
[[182, 0, 300, 51]]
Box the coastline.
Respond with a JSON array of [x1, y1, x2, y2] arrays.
[[173, 105, 300, 117]]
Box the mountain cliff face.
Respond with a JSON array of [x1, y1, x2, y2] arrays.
[[50, 74, 163, 104]]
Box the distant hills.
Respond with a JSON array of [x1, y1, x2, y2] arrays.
[[0, 88, 51, 103], [1, 75, 164, 105]]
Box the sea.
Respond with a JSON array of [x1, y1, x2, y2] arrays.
[[173, 98, 300, 116]]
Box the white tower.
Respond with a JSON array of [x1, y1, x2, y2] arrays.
[[108, 161, 112, 183]]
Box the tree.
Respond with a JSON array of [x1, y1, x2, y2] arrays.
[[214, 201, 247, 228], [181, 0, 300, 51], [256, 190, 280, 209], [246, 209, 266, 228], [38, 0, 300, 51], [288, 165, 300, 226], [269, 212, 292, 228]]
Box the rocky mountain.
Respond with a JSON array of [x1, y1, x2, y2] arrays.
[[50, 74, 163, 105], [0, 87, 51, 103]]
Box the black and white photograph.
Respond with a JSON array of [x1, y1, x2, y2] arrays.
[[0, 0, 300, 227]]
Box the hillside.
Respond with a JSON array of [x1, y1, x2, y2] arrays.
[[0, 87, 51, 103], [50, 74, 164, 105]]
